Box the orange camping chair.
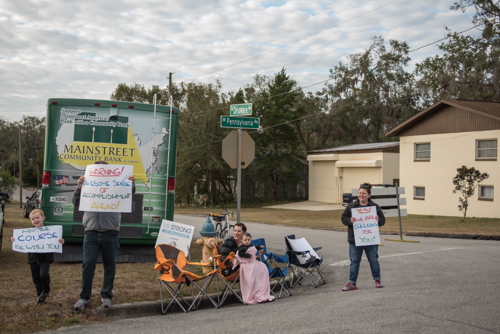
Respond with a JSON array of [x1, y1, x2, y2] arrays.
[[155, 244, 220, 313], [212, 245, 244, 306]]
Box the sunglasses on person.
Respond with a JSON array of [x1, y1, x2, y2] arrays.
[[359, 184, 371, 190]]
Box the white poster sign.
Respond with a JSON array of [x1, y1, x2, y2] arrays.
[[351, 206, 381, 246], [79, 164, 133, 213], [12, 225, 63, 253], [155, 220, 195, 255]]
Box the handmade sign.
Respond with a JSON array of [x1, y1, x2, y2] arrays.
[[79, 164, 133, 212], [155, 220, 195, 255], [351, 206, 381, 246], [12, 225, 63, 253]]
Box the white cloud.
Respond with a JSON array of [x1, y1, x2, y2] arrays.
[[0, 0, 476, 121]]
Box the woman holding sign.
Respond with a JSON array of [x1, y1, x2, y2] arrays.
[[341, 183, 385, 291]]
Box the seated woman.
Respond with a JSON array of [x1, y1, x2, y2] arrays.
[[234, 232, 275, 304], [220, 222, 246, 276]]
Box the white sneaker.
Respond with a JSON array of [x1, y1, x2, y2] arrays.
[[74, 299, 89, 311], [101, 298, 112, 308]]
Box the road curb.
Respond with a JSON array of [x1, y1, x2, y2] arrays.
[[94, 278, 292, 319]]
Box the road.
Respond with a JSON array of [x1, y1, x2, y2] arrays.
[[50, 214, 500, 334]]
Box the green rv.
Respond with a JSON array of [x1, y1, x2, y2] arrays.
[[42, 98, 178, 260]]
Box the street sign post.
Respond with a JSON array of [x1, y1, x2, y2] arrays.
[[230, 103, 252, 116], [221, 116, 260, 129]]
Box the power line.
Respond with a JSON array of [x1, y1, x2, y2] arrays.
[[180, 22, 484, 118], [409, 24, 483, 53], [189, 0, 401, 81], [177, 23, 488, 153], [179, 0, 354, 72]]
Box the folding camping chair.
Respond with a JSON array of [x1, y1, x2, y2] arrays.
[[285, 235, 326, 288], [212, 244, 244, 306], [253, 238, 292, 299], [154, 244, 221, 314], [212, 243, 265, 306]]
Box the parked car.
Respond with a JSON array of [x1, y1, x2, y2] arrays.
[[342, 184, 395, 206], [24, 190, 41, 218], [0, 191, 9, 251]]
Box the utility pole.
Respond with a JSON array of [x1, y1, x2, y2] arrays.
[[19, 126, 22, 208], [168, 72, 173, 99]]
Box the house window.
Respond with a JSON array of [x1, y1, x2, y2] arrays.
[[415, 143, 430, 161], [414, 186, 425, 200], [478, 185, 494, 201], [476, 139, 497, 160]]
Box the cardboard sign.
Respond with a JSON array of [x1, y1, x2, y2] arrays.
[[79, 164, 133, 213], [155, 220, 195, 255], [351, 206, 381, 246], [12, 225, 63, 253]]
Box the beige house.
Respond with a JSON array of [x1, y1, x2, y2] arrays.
[[307, 142, 400, 204], [386, 99, 500, 218]]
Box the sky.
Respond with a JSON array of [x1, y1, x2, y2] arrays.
[[0, 0, 478, 122]]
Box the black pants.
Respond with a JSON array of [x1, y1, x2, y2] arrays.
[[30, 261, 51, 296]]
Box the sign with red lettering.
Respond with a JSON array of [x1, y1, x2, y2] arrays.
[[351, 206, 380, 246], [80, 164, 133, 212], [12, 225, 63, 253]]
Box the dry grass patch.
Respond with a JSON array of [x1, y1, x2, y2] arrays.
[[175, 206, 500, 237], [0, 205, 207, 333]]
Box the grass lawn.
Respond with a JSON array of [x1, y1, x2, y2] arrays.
[[1, 202, 499, 333], [0, 204, 206, 334], [175, 205, 500, 238]]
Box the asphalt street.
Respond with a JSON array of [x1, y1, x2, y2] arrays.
[[48, 213, 500, 334]]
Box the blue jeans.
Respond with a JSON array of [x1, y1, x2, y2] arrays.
[[348, 243, 381, 284], [80, 230, 119, 300]]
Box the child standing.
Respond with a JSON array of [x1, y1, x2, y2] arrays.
[[11, 209, 64, 304], [234, 233, 275, 304]]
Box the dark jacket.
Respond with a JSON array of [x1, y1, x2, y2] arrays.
[[72, 184, 135, 231], [236, 244, 255, 259], [220, 237, 239, 261], [341, 198, 385, 244]]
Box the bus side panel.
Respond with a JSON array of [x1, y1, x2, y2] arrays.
[[42, 99, 179, 245]]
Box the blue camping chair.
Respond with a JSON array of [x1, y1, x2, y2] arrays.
[[253, 238, 292, 299]]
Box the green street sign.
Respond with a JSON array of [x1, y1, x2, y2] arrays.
[[221, 116, 260, 129], [230, 103, 252, 116]]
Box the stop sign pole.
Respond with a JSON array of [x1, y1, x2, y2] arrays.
[[237, 128, 242, 223], [221, 104, 257, 223]]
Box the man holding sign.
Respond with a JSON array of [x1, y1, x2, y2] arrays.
[[72, 161, 135, 311], [341, 183, 385, 291]]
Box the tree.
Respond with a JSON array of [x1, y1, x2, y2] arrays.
[[250, 68, 307, 202], [452, 165, 489, 221], [450, 0, 500, 37], [415, 30, 500, 103], [0, 170, 16, 195], [325, 37, 419, 144]]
